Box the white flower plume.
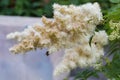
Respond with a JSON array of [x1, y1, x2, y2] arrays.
[[7, 2, 108, 76]]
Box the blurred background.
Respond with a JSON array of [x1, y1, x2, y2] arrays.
[[0, 0, 115, 17]]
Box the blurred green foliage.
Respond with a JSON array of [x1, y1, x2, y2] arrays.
[[0, 0, 114, 17]]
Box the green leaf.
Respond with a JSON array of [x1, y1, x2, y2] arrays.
[[75, 69, 99, 80], [110, 0, 120, 3], [89, 35, 94, 47]]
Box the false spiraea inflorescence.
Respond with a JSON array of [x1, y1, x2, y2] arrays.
[[7, 2, 108, 76]]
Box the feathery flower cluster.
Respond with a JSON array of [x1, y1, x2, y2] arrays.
[[109, 20, 120, 41], [7, 3, 108, 76]]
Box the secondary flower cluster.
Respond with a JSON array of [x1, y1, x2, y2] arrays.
[[7, 3, 108, 76], [109, 20, 120, 41]]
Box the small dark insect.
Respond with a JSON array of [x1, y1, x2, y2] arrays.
[[95, 42, 97, 45], [46, 51, 49, 56]]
